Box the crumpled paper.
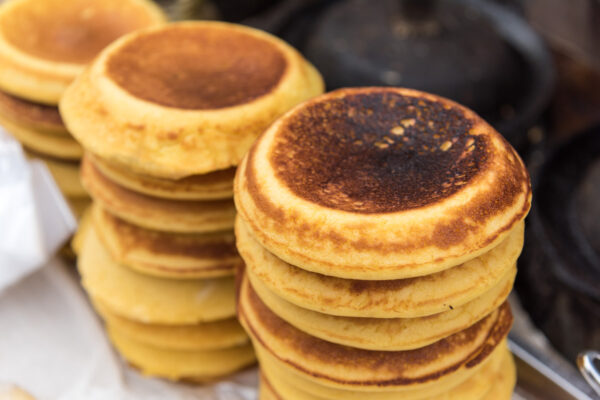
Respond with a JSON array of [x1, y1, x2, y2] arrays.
[[0, 258, 258, 400], [0, 129, 76, 291], [0, 128, 258, 399]]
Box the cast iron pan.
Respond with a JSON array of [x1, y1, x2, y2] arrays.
[[245, 0, 555, 151], [517, 126, 600, 361]]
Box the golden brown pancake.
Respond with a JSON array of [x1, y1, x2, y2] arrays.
[[234, 87, 531, 280], [79, 225, 236, 324], [93, 204, 241, 279], [0, 90, 67, 134], [0, 111, 82, 159], [93, 298, 248, 351], [0, 0, 165, 104], [91, 153, 235, 200], [237, 215, 523, 318], [107, 326, 255, 382], [67, 196, 91, 221], [60, 21, 324, 179], [247, 265, 515, 351], [81, 155, 235, 233], [258, 345, 513, 400], [237, 271, 513, 392]]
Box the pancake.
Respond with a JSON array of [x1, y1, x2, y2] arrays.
[[68, 196, 91, 221], [237, 271, 513, 392], [24, 151, 87, 198], [93, 298, 248, 351], [107, 327, 255, 382], [260, 374, 279, 400], [247, 265, 515, 351], [237, 215, 523, 318], [482, 349, 517, 400], [44, 159, 86, 198], [0, 90, 67, 134], [91, 154, 235, 200], [258, 342, 507, 400], [0, 0, 165, 104], [234, 87, 531, 280], [81, 155, 235, 233], [93, 204, 240, 279], [71, 204, 92, 255], [79, 225, 236, 324], [0, 112, 82, 159], [0, 385, 36, 400], [24, 150, 86, 197], [258, 345, 513, 400], [60, 21, 324, 179]]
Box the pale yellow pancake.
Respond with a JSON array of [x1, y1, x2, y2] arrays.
[[63, 198, 90, 260], [0, 0, 165, 104], [91, 154, 235, 200], [93, 204, 240, 279], [24, 150, 86, 198], [0, 385, 36, 400], [44, 159, 86, 198], [0, 90, 67, 135], [81, 155, 235, 233], [482, 349, 517, 400], [94, 298, 248, 351], [79, 225, 236, 324], [60, 21, 324, 179], [234, 87, 531, 280], [258, 345, 514, 400], [247, 265, 515, 351], [71, 204, 92, 255], [107, 327, 255, 382], [237, 272, 513, 392], [259, 374, 279, 400], [0, 112, 82, 159], [237, 215, 523, 318]]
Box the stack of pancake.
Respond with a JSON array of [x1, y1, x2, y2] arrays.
[[0, 0, 165, 223], [60, 21, 324, 381], [234, 87, 531, 399]]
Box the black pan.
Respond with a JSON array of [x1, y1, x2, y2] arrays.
[[245, 0, 555, 151]]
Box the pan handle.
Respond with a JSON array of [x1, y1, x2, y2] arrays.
[[578, 351, 600, 397]]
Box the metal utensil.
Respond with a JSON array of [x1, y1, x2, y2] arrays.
[[578, 351, 600, 397]]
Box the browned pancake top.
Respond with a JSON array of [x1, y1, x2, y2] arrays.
[[106, 25, 288, 110], [0, 0, 159, 64], [242, 277, 513, 385], [270, 88, 489, 213], [0, 90, 63, 127]]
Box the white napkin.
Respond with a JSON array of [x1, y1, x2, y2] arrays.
[[0, 129, 76, 291], [0, 258, 258, 400]]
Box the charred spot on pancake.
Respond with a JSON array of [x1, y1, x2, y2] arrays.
[[270, 90, 488, 213], [0, 0, 158, 64], [106, 25, 288, 110], [0, 90, 63, 126]]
